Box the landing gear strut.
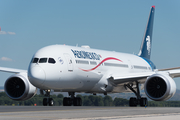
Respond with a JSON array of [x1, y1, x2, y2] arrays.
[[42, 90, 54, 106], [63, 92, 82, 106], [125, 81, 148, 107]]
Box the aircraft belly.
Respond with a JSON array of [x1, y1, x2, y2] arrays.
[[42, 71, 101, 91], [75, 71, 102, 91]]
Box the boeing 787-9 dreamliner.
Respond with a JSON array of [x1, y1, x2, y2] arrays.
[[1, 6, 180, 107]]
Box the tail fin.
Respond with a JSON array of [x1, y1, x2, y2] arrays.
[[138, 6, 155, 60]]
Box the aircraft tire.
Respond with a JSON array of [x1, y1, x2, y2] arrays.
[[43, 98, 48, 106], [63, 97, 72, 106], [73, 97, 82, 106], [63, 97, 67, 106], [129, 97, 137, 107], [48, 98, 54, 106], [140, 97, 148, 107]]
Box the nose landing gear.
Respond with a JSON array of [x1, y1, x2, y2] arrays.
[[43, 98, 54, 106], [41, 89, 54, 106]]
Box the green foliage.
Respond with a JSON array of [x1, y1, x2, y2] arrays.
[[57, 94, 64, 98], [0, 92, 64, 106], [1, 92, 180, 107], [103, 96, 113, 106], [82, 96, 93, 106], [113, 98, 129, 106]]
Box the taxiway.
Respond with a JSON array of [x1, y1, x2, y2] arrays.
[[0, 106, 180, 120]]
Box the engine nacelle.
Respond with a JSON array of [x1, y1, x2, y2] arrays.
[[4, 72, 37, 101], [144, 73, 176, 101]]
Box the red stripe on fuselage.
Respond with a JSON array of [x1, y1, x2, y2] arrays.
[[79, 57, 122, 72]]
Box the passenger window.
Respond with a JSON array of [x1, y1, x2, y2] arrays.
[[48, 58, 56, 64], [32, 58, 39, 63], [39, 58, 47, 63]]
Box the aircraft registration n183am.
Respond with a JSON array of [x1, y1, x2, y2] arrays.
[[1, 6, 180, 107]]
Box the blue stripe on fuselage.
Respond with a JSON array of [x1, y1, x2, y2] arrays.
[[140, 57, 156, 70]]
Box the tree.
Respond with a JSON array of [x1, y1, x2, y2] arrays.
[[113, 98, 128, 106], [83, 95, 93, 106], [94, 96, 104, 106], [103, 96, 113, 106], [57, 94, 64, 98]]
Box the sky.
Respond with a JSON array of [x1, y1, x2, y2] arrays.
[[0, 1, 180, 88]]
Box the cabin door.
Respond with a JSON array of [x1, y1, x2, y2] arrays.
[[64, 53, 73, 72]]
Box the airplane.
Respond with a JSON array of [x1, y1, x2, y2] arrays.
[[1, 5, 180, 107]]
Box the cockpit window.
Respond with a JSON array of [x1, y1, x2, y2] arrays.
[[31, 57, 56, 64], [32, 58, 39, 63], [48, 58, 56, 64], [39, 58, 47, 63]]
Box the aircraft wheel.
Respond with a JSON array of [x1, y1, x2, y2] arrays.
[[48, 98, 54, 106], [140, 97, 148, 107], [43, 98, 48, 106], [63, 97, 67, 106], [67, 98, 72, 106], [73, 97, 82, 106], [129, 97, 137, 107], [73, 98, 78, 106], [63, 97, 72, 106]]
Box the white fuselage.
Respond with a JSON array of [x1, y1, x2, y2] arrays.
[[28, 45, 152, 93]]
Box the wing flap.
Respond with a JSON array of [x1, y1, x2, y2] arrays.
[[109, 67, 180, 86]]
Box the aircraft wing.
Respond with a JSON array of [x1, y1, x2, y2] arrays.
[[108, 72, 155, 85], [167, 69, 180, 78], [158, 67, 180, 78], [0, 67, 27, 73], [109, 67, 180, 85]]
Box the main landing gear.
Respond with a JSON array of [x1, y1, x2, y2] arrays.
[[125, 81, 148, 107], [42, 90, 54, 106], [63, 92, 82, 106]]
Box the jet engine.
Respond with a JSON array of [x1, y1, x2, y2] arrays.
[[144, 73, 176, 101], [4, 72, 37, 101]]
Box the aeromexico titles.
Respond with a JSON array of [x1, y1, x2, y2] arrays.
[[71, 49, 124, 72]]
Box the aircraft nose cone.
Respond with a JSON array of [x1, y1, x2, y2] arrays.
[[28, 66, 46, 86]]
